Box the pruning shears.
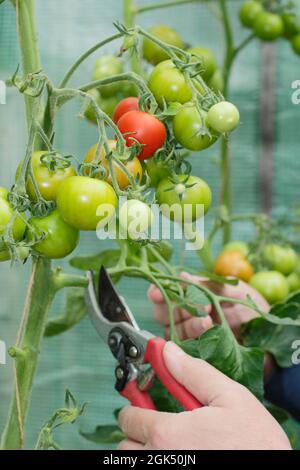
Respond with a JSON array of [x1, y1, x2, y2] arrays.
[[85, 266, 203, 411]]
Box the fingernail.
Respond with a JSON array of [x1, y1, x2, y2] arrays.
[[164, 341, 185, 359]]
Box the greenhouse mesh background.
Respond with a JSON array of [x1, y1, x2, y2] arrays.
[[0, 0, 300, 449]]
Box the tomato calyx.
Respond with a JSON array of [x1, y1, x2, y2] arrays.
[[39, 151, 73, 172]]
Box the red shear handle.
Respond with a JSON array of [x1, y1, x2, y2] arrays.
[[120, 379, 156, 410], [144, 337, 203, 411]]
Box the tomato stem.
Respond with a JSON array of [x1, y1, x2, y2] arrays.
[[1, 257, 54, 449], [123, 0, 145, 75], [58, 33, 123, 89], [15, 0, 41, 130], [136, 0, 206, 14]]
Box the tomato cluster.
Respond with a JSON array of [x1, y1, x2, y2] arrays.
[[1, 26, 244, 262], [214, 241, 299, 304], [239, 1, 300, 53]]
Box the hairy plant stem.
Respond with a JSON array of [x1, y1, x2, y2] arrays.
[[1, 0, 51, 450], [123, 0, 144, 75], [15, 0, 41, 129], [218, 0, 254, 244], [1, 258, 54, 449]]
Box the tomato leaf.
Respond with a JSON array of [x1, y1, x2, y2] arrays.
[[80, 425, 125, 444], [198, 271, 239, 285], [166, 288, 208, 317], [185, 285, 210, 307], [266, 404, 300, 450], [241, 294, 300, 367], [146, 240, 173, 263], [148, 377, 183, 413], [44, 288, 86, 337], [247, 291, 300, 327], [69, 249, 121, 271], [182, 325, 264, 400]]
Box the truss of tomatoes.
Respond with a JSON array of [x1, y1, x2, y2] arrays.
[[1, 58, 240, 262], [239, 0, 300, 54]]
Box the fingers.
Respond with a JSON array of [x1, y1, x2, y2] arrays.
[[165, 316, 213, 340], [118, 406, 168, 444], [163, 341, 238, 407], [118, 439, 144, 451]]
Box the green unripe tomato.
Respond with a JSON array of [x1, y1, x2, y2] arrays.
[[250, 271, 290, 304], [0, 246, 29, 263], [119, 199, 154, 240], [287, 272, 300, 293], [253, 12, 284, 41], [146, 159, 171, 188], [57, 176, 117, 231], [173, 105, 218, 151], [0, 187, 9, 199], [85, 89, 120, 123], [143, 25, 185, 65], [28, 210, 79, 259], [156, 175, 212, 223], [207, 101, 240, 133], [148, 60, 193, 106], [223, 241, 249, 257], [239, 1, 263, 28], [263, 244, 297, 276], [282, 12, 299, 39], [92, 56, 124, 98], [187, 46, 217, 81], [17, 151, 77, 202], [291, 34, 300, 55], [0, 197, 26, 241]]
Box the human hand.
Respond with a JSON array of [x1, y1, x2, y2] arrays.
[[118, 342, 291, 450], [148, 272, 270, 341]]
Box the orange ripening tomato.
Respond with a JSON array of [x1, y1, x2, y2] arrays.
[[84, 140, 143, 190], [214, 249, 254, 282]]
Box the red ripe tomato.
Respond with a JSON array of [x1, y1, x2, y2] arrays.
[[113, 97, 139, 123], [117, 110, 166, 160]]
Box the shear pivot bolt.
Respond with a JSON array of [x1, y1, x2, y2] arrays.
[[116, 367, 124, 380], [129, 346, 138, 358], [108, 335, 117, 348]]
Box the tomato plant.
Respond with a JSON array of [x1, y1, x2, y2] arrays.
[[92, 55, 124, 97], [253, 12, 284, 41], [0, 197, 26, 241], [250, 271, 290, 304], [18, 151, 77, 202], [187, 46, 217, 81], [117, 110, 166, 160], [173, 105, 218, 151], [56, 176, 117, 231], [222, 241, 250, 257], [156, 175, 212, 222], [263, 244, 297, 276], [214, 249, 254, 282], [113, 97, 139, 123], [207, 101, 240, 133], [119, 199, 154, 239], [146, 158, 171, 187], [84, 140, 143, 190], [148, 60, 193, 105], [143, 25, 184, 65], [28, 209, 79, 259], [239, 1, 263, 28], [1, 0, 300, 452]]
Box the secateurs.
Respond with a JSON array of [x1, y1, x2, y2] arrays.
[[85, 266, 203, 411]]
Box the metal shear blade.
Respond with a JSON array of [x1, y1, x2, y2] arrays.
[[98, 266, 139, 330]]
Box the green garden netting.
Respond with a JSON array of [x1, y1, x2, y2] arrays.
[[0, 0, 299, 449]]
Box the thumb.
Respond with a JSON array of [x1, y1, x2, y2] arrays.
[[163, 341, 237, 407]]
